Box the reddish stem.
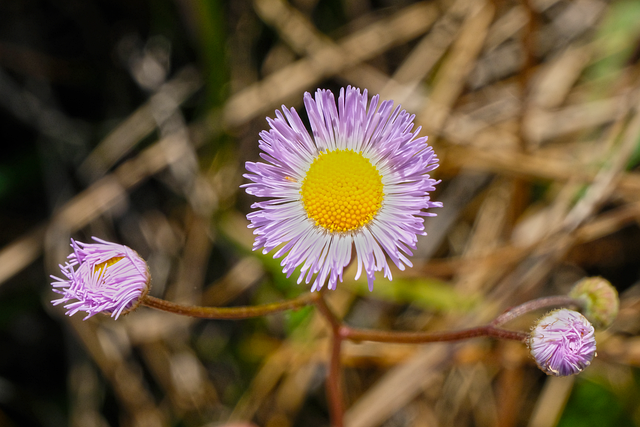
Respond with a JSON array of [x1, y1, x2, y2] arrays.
[[141, 293, 320, 319], [140, 289, 585, 427], [341, 324, 529, 344], [313, 296, 345, 427], [491, 295, 583, 326]]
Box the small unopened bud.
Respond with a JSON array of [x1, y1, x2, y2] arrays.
[[529, 309, 596, 377], [51, 237, 151, 320], [568, 277, 619, 329]]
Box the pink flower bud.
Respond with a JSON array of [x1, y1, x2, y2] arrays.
[[529, 309, 596, 376], [51, 237, 151, 320]]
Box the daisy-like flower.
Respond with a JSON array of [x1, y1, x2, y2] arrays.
[[51, 237, 151, 320], [243, 87, 441, 291], [529, 309, 597, 377]]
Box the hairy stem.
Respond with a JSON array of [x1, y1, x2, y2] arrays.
[[491, 295, 583, 326], [314, 296, 345, 427], [141, 292, 320, 319], [141, 288, 585, 427], [340, 324, 529, 344]]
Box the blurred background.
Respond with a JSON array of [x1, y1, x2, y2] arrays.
[[2, 0, 640, 426]]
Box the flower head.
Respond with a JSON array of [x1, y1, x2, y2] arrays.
[[243, 87, 440, 291], [51, 237, 151, 320], [569, 276, 619, 329], [529, 309, 597, 377]]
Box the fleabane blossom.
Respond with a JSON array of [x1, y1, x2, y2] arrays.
[[51, 237, 151, 320], [529, 309, 597, 377], [243, 86, 441, 291]]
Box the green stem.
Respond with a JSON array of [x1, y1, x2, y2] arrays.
[[141, 292, 320, 319]]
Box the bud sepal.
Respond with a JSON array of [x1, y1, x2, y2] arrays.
[[569, 277, 619, 329]]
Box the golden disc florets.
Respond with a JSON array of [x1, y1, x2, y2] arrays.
[[93, 256, 124, 277], [300, 149, 383, 232]]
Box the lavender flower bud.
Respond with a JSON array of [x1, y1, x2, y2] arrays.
[[51, 237, 151, 320], [569, 277, 619, 329], [529, 309, 596, 377]]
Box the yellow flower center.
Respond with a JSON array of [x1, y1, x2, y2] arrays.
[[300, 149, 384, 232], [93, 257, 124, 278]]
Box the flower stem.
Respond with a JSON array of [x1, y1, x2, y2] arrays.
[[328, 331, 344, 427], [340, 324, 529, 344], [491, 295, 584, 326], [314, 296, 345, 427], [141, 292, 320, 319]]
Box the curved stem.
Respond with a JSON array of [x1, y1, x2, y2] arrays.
[[341, 325, 529, 344], [313, 292, 343, 331], [141, 292, 320, 319], [491, 295, 583, 326]]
